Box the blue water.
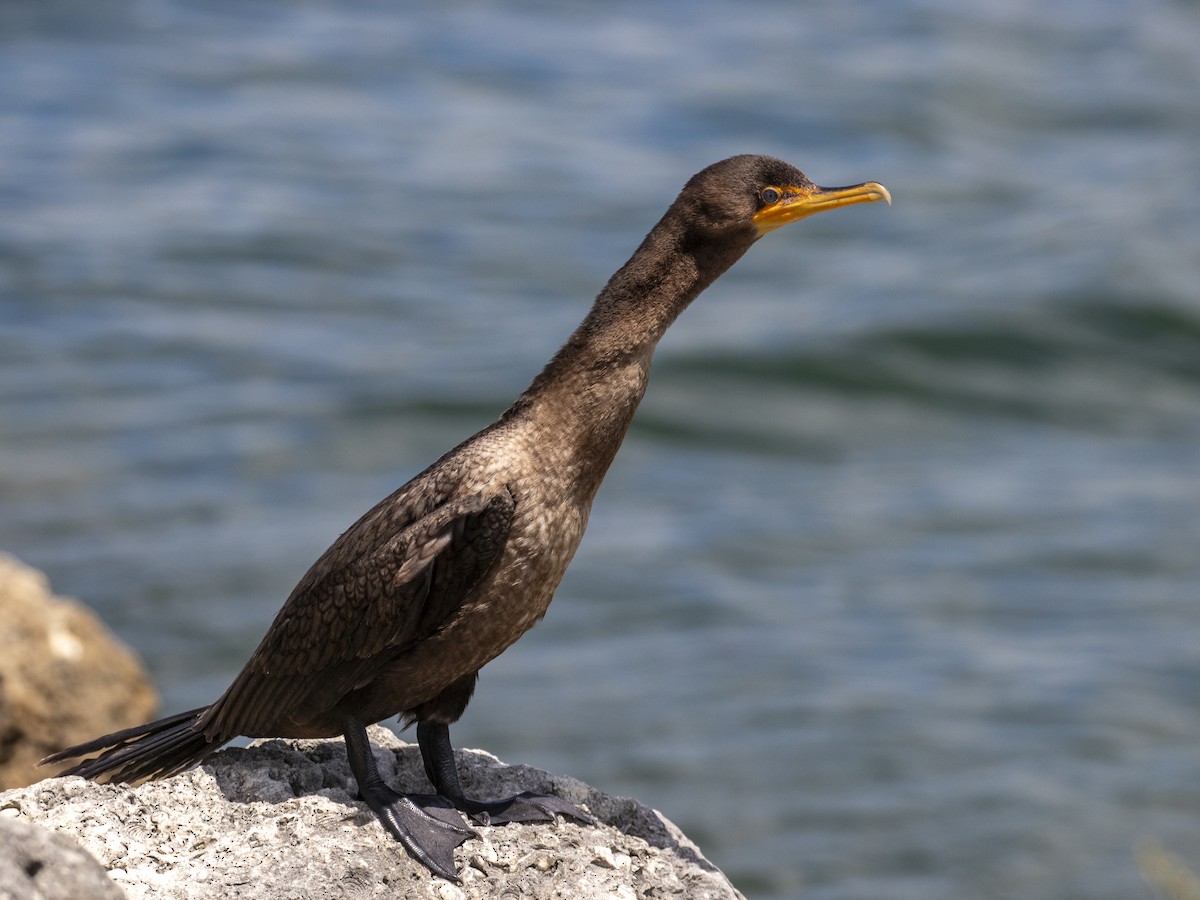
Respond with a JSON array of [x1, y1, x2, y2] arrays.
[[3, 1, 1199, 897]]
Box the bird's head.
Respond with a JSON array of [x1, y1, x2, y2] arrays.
[[677, 154, 891, 243]]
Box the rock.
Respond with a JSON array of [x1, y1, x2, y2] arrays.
[[0, 816, 125, 900], [0, 554, 159, 790], [0, 727, 745, 900]]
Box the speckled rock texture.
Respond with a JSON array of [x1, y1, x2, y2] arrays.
[[0, 727, 745, 900], [0, 816, 124, 900], [0, 554, 158, 790]]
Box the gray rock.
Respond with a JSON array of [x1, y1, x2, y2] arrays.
[[0, 816, 124, 900], [0, 727, 745, 900], [0, 554, 158, 790]]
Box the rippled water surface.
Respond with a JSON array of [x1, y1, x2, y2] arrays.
[[3, 1, 1199, 897]]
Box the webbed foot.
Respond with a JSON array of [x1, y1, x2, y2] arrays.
[[417, 721, 596, 829], [455, 789, 597, 826], [344, 721, 477, 881], [360, 784, 478, 881]]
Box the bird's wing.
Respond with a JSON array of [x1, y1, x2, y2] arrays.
[[201, 482, 515, 737]]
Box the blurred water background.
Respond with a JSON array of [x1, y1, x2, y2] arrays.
[[3, 1, 1199, 897]]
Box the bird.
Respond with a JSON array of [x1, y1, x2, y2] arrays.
[[43, 154, 890, 881]]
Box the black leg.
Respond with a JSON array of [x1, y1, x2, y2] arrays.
[[343, 720, 477, 881], [416, 720, 596, 826]]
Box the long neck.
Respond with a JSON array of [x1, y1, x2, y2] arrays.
[[501, 207, 754, 498]]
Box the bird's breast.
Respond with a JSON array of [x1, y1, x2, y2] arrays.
[[465, 472, 590, 644]]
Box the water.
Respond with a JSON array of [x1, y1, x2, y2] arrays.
[[2, 1, 1199, 897]]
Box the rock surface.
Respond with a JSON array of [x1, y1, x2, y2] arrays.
[[0, 727, 746, 900], [0, 554, 159, 790], [0, 817, 125, 900]]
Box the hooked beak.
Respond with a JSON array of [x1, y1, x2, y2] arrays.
[[752, 181, 891, 236]]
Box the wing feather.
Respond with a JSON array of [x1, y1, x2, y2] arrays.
[[201, 483, 515, 738]]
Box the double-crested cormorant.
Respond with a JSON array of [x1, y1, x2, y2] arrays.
[[44, 155, 890, 880]]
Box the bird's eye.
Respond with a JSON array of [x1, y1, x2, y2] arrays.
[[760, 187, 781, 205]]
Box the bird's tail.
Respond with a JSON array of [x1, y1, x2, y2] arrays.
[[41, 706, 223, 784]]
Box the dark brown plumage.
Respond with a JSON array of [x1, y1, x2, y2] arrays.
[[43, 155, 890, 880]]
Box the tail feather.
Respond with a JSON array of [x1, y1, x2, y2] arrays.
[[41, 707, 224, 784]]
